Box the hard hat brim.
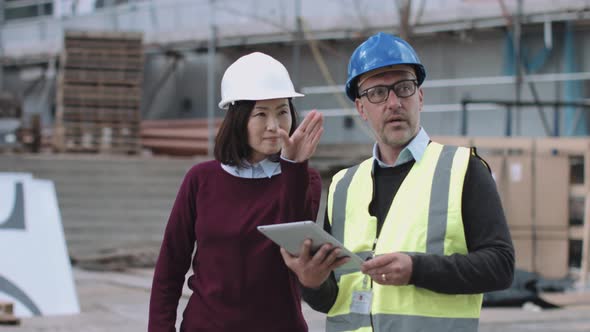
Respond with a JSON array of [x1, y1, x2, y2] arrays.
[[218, 92, 304, 110]]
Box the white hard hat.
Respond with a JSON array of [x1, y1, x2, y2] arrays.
[[218, 52, 304, 109]]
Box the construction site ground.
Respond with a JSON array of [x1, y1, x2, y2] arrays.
[[0, 266, 588, 331], [2, 153, 590, 331]]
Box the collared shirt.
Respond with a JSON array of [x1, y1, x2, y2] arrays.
[[221, 158, 282, 179], [372, 127, 430, 168]]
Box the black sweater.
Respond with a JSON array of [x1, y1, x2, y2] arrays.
[[302, 154, 515, 313]]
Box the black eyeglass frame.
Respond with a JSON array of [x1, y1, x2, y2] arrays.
[[358, 79, 419, 104]]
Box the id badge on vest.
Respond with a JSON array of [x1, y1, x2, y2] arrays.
[[350, 275, 372, 314]]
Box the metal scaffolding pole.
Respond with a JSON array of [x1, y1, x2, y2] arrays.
[[292, 0, 302, 97], [513, 0, 523, 136], [207, 0, 217, 158]]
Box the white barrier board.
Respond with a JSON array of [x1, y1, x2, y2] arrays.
[[0, 174, 80, 317]]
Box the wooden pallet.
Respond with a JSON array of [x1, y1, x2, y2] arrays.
[[63, 49, 143, 71], [63, 69, 143, 85], [60, 132, 141, 154], [63, 108, 140, 123], [55, 30, 144, 155], [62, 84, 141, 96], [64, 30, 142, 51]]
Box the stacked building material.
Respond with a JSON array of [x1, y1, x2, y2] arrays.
[[0, 92, 22, 150], [54, 31, 143, 154], [434, 136, 590, 283], [140, 118, 222, 156]]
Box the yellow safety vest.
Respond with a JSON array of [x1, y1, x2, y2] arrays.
[[326, 142, 483, 332]]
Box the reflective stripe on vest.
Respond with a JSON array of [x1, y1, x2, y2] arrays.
[[327, 313, 479, 332], [326, 143, 482, 332]]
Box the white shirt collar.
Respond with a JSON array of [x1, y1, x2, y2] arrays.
[[373, 127, 430, 168], [221, 158, 281, 179]]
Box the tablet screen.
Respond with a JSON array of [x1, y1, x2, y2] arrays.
[[257, 220, 363, 269]]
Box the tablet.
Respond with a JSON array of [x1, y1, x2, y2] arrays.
[[257, 220, 363, 270]]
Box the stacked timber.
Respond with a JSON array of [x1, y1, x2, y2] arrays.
[[54, 31, 143, 154], [141, 118, 222, 156]]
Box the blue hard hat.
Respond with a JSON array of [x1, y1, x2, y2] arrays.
[[345, 32, 426, 101]]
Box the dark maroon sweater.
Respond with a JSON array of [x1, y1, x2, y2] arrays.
[[148, 159, 322, 332]]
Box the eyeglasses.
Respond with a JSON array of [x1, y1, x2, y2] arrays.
[[358, 79, 418, 104]]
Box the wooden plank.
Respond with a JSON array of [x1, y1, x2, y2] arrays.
[[60, 48, 144, 58], [62, 137, 141, 151], [142, 138, 209, 156], [142, 138, 208, 149], [64, 62, 143, 71], [60, 86, 141, 98], [63, 125, 140, 134], [63, 51, 143, 71], [64, 36, 142, 46], [61, 84, 141, 96], [62, 93, 141, 103], [63, 122, 140, 131], [63, 115, 140, 124], [65, 30, 143, 40], [63, 129, 140, 139], [140, 118, 223, 129], [60, 146, 140, 155], [62, 139, 141, 149], [140, 128, 214, 140], [62, 127, 141, 144], [137, 119, 223, 156], [63, 106, 139, 116], [65, 48, 143, 57], [64, 35, 142, 50], [63, 69, 142, 85], [60, 98, 140, 109], [63, 106, 139, 114]]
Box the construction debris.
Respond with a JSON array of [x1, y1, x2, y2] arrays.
[[71, 247, 160, 272], [140, 118, 222, 156], [0, 301, 20, 326]]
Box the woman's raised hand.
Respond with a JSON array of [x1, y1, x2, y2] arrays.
[[279, 110, 324, 162]]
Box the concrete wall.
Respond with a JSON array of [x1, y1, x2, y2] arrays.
[[0, 154, 198, 258]]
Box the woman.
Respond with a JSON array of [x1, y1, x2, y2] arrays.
[[148, 52, 324, 331]]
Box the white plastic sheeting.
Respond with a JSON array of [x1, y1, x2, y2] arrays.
[[0, 173, 80, 317]]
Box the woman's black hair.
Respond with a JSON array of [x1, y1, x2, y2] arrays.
[[214, 99, 298, 167]]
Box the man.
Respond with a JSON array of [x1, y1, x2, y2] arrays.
[[281, 32, 514, 331]]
